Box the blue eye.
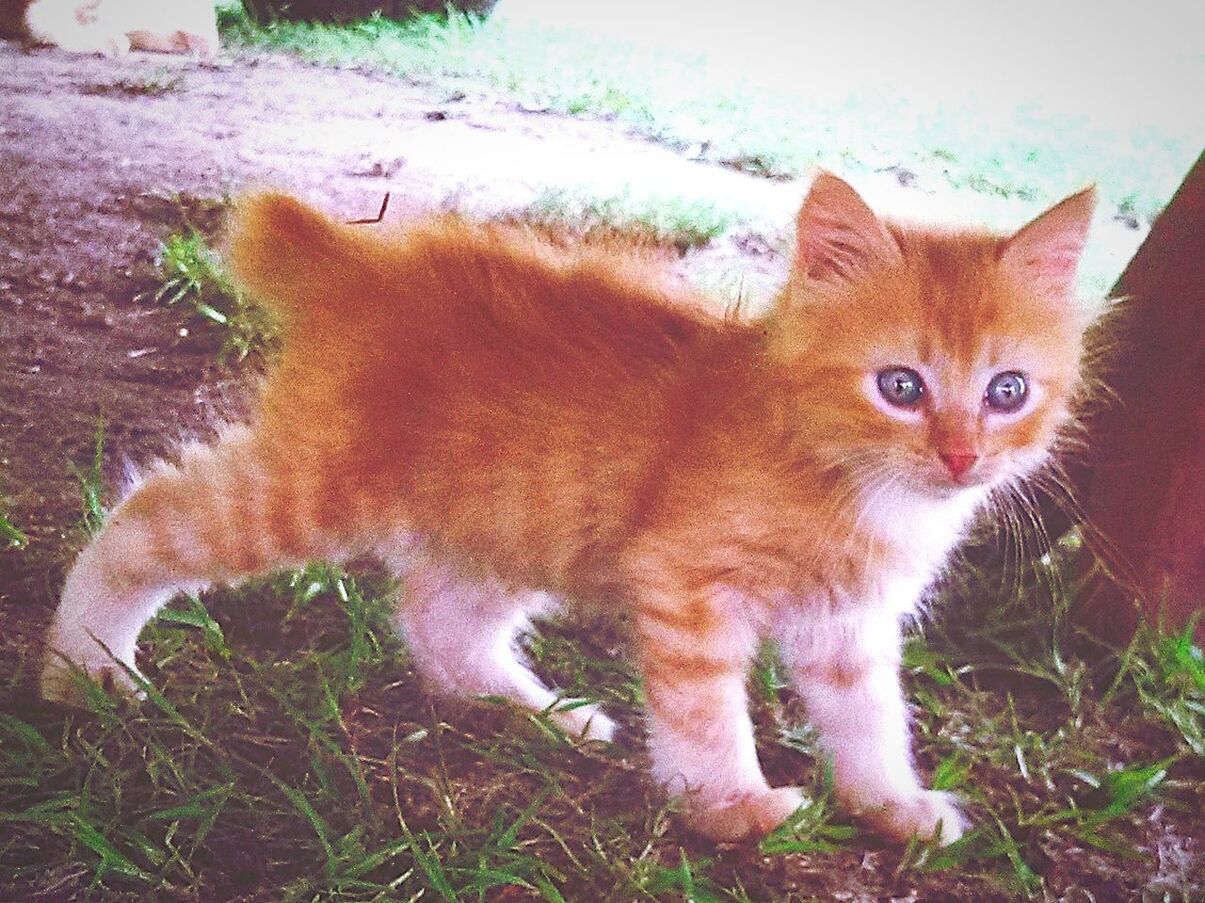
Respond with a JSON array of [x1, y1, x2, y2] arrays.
[[985, 371, 1028, 412], [876, 367, 925, 408]]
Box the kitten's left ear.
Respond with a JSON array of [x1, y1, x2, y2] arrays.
[[1000, 186, 1097, 297]]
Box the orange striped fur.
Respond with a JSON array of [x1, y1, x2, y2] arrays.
[[42, 173, 1098, 843]]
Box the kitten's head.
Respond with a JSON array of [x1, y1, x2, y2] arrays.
[[770, 173, 1097, 500]]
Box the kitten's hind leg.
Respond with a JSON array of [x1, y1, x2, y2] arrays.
[[388, 554, 615, 742], [42, 427, 345, 705]]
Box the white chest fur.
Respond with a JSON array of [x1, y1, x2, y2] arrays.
[[861, 483, 987, 616]]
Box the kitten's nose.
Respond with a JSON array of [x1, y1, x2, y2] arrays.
[[939, 450, 979, 479]]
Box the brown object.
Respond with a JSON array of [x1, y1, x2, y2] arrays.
[[1074, 152, 1205, 641], [0, 0, 30, 40], [346, 192, 391, 225]]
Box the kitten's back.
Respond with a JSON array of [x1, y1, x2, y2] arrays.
[[229, 193, 750, 593]]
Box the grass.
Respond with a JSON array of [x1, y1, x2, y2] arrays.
[[1, 429, 1201, 900], [0, 489, 25, 551], [523, 187, 738, 250], [141, 206, 277, 361], [71, 419, 108, 538], [80, 68, 186, 98]]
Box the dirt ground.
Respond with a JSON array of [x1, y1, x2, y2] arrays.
[[0, 39, 1196, 903]]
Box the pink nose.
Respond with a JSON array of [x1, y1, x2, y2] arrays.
[[939, 451, 979, 479]]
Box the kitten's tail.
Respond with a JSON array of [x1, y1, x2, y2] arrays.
[[225, 191, 377, 327]]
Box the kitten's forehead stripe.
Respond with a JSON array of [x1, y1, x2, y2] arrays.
[[916, 331, 934, 364], [893, 227, 1006, 362]]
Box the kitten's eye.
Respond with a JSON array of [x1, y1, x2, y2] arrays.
[[985, 371, 1028, 412], [876, 367, 925, 408]]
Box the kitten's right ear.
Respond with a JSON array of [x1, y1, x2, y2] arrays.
[[794, 172, 902, 284]]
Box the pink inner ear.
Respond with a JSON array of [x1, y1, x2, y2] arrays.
[[1002, 187, 1096, 296], [797, 217, 869, 280], [1011, 242, 1082, 287], [795, 173, 901, 282]]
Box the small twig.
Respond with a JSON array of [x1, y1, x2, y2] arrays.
[[347, 193, 391, 225]]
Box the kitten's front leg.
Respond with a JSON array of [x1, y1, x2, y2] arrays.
[[635, 590, 802, 841], [777, 611, 964, 844]]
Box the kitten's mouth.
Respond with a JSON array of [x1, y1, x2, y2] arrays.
[[920, 465, 990, 497], [947, 470, 983, 489]]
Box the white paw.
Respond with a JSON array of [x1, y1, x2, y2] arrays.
[[41, 625, 146, 706], [858, 790, 966, 845], [550, 700, 617, 743], [685, 785, 806, 841]]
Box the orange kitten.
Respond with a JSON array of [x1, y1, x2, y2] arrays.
[[41, 173, 1097, 844], [25, 0, 218, 58]]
